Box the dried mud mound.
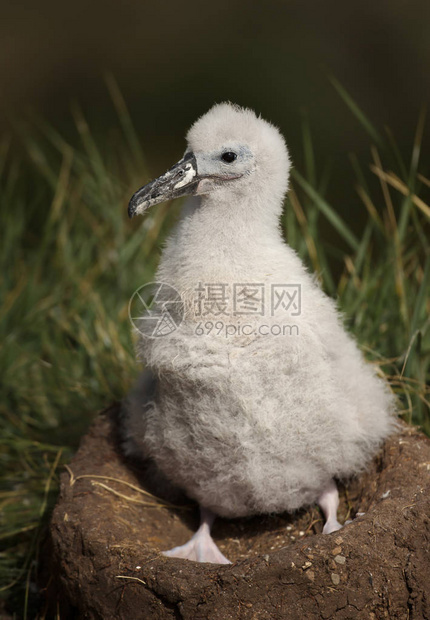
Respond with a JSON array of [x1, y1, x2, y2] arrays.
[[47, 405, 430, 619]]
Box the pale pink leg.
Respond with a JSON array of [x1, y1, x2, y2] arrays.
[[163, 507, 231, 564], [318, 479, 343, 534]]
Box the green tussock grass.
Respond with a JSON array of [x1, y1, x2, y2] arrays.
[[0, 78, 429, 616]]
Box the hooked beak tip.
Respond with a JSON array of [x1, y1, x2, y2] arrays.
[[128, 192, 147, 218], [128, 201, 136, 219]]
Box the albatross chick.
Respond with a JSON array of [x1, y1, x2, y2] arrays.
[[122, 103, 397, 564]]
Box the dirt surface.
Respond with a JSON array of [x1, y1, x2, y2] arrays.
[[46, 404, 430, 619]]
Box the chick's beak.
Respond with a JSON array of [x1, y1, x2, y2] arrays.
[[128, 152, 199, 218]]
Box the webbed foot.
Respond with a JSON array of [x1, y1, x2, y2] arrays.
[[322, 518, 343, 534], [163, 533, 230, 564], [162, 506, 231, 564]]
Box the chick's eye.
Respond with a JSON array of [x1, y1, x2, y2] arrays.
[[221, 151, 237, 163]]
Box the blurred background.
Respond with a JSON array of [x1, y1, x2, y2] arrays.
[[2, 0, 430, 173], [1, 1, 430, 615]]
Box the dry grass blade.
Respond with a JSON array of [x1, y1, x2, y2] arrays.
[[288, 187, 320, 272], [370, 151, 409, 323], [355, 185, 385, 232], [371, 166, 430, 220], [371, 147, 397, 232], [65, 466, 189, 509], [50, 148, 74, 223], [344, 255, 361, 291], [91, 481, 172, 507], [417, 173, 430, 189], [116, 575, 147, 586]]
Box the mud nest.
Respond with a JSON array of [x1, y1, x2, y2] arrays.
[[45, 404, 430, 619]]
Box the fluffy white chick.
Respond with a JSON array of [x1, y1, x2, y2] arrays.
[[122, 103, 397, 564]]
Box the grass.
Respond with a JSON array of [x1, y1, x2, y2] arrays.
[[0, 79, 429, 616]]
